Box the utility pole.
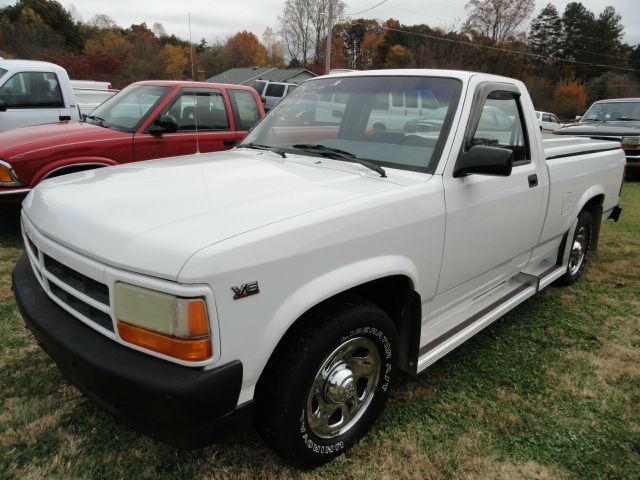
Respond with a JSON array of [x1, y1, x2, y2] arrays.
[[325, 0, 334, 74]]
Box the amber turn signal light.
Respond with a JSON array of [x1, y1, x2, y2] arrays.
[[117, 322, 212, 361]]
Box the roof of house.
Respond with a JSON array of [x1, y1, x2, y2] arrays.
[[206, 67, 317, 85], [205, 67, 276, 85], [259, 68, 317, 83]]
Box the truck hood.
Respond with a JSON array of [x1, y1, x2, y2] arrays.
[[554, 122, 640, 138], [23, 149, 402, 280], [0, 121, 128, 161]]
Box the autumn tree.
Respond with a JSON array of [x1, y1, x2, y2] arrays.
[[463, 0, 535, 44], [553, 81, 587, 118], [162, 44, 189, 79], [222, 31, 268, 70], [262, 27, 285, 68]]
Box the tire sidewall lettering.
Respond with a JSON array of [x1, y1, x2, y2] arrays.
[[300, 323, 394, 456]]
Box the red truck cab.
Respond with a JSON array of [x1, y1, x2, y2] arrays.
[[0, 80, 265, 202]]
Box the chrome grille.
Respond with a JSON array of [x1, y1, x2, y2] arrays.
[[23, 230, 114, 334]]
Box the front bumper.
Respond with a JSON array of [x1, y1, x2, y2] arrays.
[[12, 254, 249, 449]]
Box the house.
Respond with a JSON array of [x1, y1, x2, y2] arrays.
[[206, 67, 317, 86]]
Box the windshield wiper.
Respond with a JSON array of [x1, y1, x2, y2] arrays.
[[237, 142, 286, 158], [291, 144, 386, 178], [614, 117, 640, 121], [85, 114, 107, 127]]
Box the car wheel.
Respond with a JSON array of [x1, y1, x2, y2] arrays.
[[556, 209, 593, 286], [253, 297, 397, 467]]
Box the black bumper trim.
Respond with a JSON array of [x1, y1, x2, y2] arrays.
[[12, 254, 249, 449]]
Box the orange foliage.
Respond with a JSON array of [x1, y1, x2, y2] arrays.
[[223, 31, 269, 68], [553, 81, 588, 118]]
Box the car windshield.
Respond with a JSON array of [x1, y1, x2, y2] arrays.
[[241, 76, 462, 172], [87, 84, 170, 132], [581, 101, 640, 122]]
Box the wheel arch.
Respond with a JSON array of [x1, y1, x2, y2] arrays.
[[257, 260, 423, 390], [34, 158, 116, 184], [577, 191, 605, 251]]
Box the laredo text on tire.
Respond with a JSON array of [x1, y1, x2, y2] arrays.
[[253, 297, 397, 467]]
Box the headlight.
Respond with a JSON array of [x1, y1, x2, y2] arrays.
[[114, 282, 211, 361], [0, 160, 22, 186], [620, 136, 640, 148]]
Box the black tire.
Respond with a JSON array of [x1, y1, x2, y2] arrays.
[[556, 209, 593, 286], [253, 296, 397, 467]]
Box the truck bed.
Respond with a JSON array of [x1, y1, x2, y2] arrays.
[[543, 136, 620, 159]]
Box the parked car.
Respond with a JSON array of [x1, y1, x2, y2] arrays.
[[0, 80, 265, 202], [0, 59, 82, 131], [535, 110, 564, 131], [249, 79, 297, 111], [14, 70, 624, 467], [553, 98, 640, 174], [404, 105, 511, 137]]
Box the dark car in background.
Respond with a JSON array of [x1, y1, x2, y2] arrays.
[[554, 98, 640, 176]]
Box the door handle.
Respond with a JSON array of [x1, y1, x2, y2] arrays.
[[223, 139, 236, 146], [528, 174, 538, 188], [59, 115, 71, 121]]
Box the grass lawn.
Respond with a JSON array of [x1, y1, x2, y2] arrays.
[[1, 184, 638, 480]]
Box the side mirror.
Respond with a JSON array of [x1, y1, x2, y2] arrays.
[[575, 115, 582, 122], [149, 114, 178, 135], [453, 145, 514, 178], [0, 100, 6, 112]]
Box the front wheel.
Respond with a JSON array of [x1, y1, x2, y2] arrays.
[[556, 209, 593, 285], [254, 298, 397, 467]]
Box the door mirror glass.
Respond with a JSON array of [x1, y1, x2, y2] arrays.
[[453, 145, 514, 178]]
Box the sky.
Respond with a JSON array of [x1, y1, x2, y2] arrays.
[[1, 0, 639, 47]]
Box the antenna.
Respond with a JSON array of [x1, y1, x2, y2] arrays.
[[188, 12, 200, 154]]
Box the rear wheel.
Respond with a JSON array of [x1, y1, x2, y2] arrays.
[[556, 209, 593, 285], [254, 297, 397, 467]]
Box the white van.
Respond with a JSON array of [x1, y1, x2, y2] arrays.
[[0, 59, 81, 131], [312, 87, 440, 131]]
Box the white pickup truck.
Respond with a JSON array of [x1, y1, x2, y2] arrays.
[[13, 70, 625, 467], [0, 59, 115, 131]]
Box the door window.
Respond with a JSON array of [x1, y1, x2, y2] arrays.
[[471, 92, 530, 165], [165, 90, 229, 131], [0, 71, 64, 108], [228, 89, 261, 130]]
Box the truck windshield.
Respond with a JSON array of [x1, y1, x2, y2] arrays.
[[87, 84, 170, 133], [582, 101, 640, 122], [241, 76, 462, 173]]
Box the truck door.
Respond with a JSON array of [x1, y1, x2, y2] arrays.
[[226, 88, 263, 143], [0, 71, 65, 131], [435, 83, 546, 306], [134, 88, 236, 161]]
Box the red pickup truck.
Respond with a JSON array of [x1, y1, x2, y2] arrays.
[[0, 80, 265, 202]]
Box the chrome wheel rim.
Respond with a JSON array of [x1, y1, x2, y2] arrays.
[[306, 337, 381, 438], [568, 225, 589, 276]]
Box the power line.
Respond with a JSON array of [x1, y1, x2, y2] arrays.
[[345, 0, 390, 16], [358, 22, 637, 73]]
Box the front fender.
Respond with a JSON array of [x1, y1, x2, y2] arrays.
[[250, 255, 419, 387]]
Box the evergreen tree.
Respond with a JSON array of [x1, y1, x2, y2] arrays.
[[529, 3, 562, 59]]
